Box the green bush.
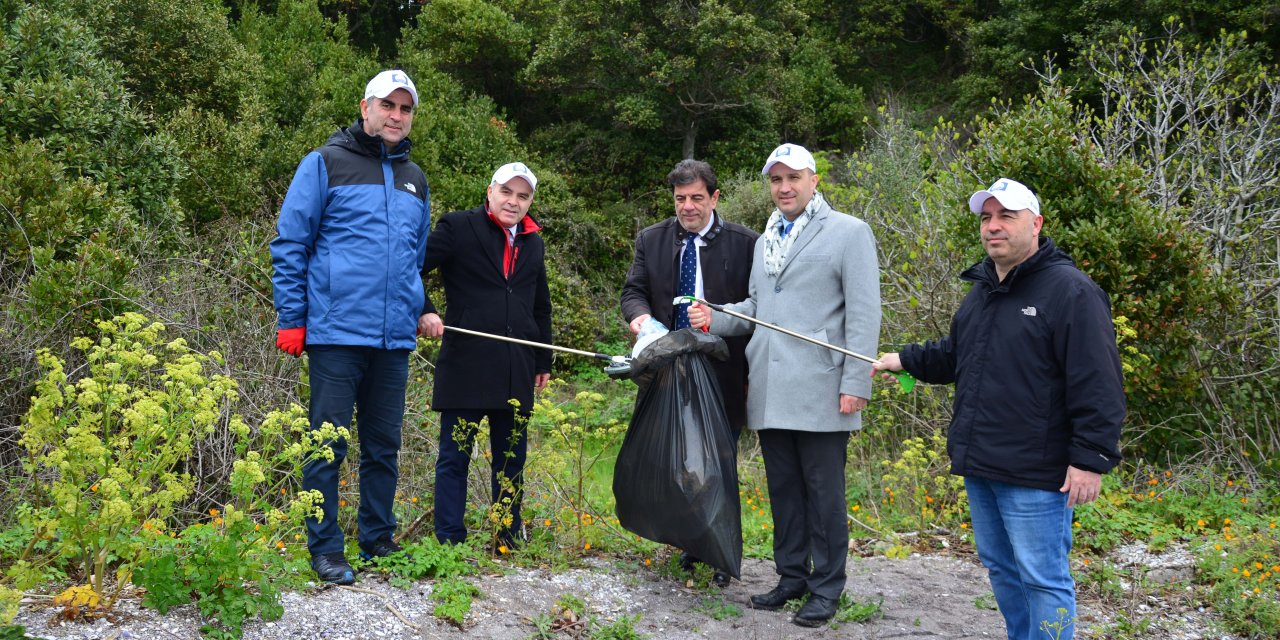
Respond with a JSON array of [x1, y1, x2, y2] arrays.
[[0, 5, 185, 228], [15, 313, 331, 621]]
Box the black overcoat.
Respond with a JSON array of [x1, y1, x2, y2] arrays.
[[620, 214, 758, 430], [422, 205, 552, 412]]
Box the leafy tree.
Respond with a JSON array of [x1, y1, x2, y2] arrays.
[[233, 0, 374, 188], [402, 0, 533, 108], [317, 0, 421, 58], [956, 0, 1280, 112], [1082, 25, 1279, 467], [525, 0, 790, 160], [0, 4, 183, 331]]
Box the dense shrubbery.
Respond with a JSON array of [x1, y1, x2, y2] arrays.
[[1, 1, 1278, 636]]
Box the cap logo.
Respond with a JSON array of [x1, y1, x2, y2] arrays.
[[512, 163, 528, 174], [993, 180, 1010, 192], [391, 72, 408, 84], [775, 147, 792, 157]]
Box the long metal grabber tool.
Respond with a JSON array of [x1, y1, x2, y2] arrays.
[[674, 295, 916, 393], [442, 326, 633, 377]]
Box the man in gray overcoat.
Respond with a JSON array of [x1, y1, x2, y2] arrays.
[[688, 143, 881, 627]]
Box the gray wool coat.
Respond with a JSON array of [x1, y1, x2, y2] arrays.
[[710, 196, 881, 433]]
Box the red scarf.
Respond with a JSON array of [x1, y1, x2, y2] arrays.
[[486, 210, 542, 279]]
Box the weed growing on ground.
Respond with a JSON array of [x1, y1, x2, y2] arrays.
[[834, 593, 883, 623], [973, 592, 997, 610], [692, 596, 742, 620], [1098, 613, 1153, 637], [874, 430, 966, 534], [431, 576, 481, 627], [1039, 608, 1075, 640], [589, 613, 646, 639], [361, 538, 477, 589]]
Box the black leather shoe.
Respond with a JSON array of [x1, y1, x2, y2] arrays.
[[311, 552, 355, 585], [748, 585, 807, 611], [712, 571, 731, 588], [678, 551, 696, 572], [358, 536, 402, 561], [793, 594, 839, 627]]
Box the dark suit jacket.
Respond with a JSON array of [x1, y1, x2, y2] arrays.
[[422, 205, 552, 412], [621, 214, 758, 430]]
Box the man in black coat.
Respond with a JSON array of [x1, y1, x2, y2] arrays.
[[874, 178, 1124, 640], [418, 162, 552, 550], [620, 158, 758, 584]]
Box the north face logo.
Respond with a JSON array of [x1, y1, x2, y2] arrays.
[[1022, 306, 1037, 317], [403, 183, 416, 193]]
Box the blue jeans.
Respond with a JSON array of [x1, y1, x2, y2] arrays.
[[434, 410, 528, 545], [965, 477, 1076, 640], [303, 346, 409, 556]]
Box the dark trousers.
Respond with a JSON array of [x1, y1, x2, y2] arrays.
[[303, 345, 409, 556], [758, 428, 851, 599], [434, 409, 528, 544]]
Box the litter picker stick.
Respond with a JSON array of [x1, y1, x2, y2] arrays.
[[674, 295, 916, 393], [443, 326, 630, 365]]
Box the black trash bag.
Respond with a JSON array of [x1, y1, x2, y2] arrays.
[[613, 328, 742, 579]]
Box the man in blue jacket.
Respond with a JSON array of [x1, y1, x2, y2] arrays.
[[873, 178, 1125, 640], [270, 69, 431, 585]]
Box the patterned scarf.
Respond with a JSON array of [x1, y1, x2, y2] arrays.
[[761, 192, 825, 277]]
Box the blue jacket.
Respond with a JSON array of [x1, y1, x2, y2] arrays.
[[270, 121, 431, 350], [900, 238, 1125, 491]]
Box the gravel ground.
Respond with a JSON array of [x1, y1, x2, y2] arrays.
[[11, 544, 1245, 640]]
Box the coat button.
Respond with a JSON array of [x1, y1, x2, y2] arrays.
[[774, 286, 781, 293]]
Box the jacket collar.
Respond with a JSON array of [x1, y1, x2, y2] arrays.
[[961, 236, 1069, 290], [675, 212, 724, 245], [331, 119, 413, 159], [485, 205, 543, 236]]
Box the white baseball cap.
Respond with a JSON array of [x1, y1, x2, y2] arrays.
[[491, 162, 537, 191], [761, 143, 816, 175], [364, 70, 418, 106], [969, 178, 1040, 216]]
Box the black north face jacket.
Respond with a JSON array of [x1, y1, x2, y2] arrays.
[[900, 237, 1125, 491]]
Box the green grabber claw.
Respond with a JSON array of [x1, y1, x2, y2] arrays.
[[674, 295, 917, 393], [887, 370, 916, 394]]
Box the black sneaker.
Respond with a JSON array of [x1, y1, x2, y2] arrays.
[[358, 536, 403, 561], [712, 570, 731, 588], [311, 552, 355, 585]]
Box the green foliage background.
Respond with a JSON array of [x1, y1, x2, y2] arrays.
[[0, 0, 1278, 634]]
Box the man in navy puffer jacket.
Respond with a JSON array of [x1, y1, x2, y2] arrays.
[[270, 69, 430, 585], [874, 178, 1124, 640]]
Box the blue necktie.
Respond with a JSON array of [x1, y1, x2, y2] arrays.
[[780, 220, 794, 239], [675, 234, 697, 329]]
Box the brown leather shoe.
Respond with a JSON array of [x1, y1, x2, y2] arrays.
[[748, 585, 807, 611]]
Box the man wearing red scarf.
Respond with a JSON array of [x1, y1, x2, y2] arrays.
[[418, 162, 552, 551]]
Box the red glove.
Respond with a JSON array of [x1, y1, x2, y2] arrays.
[[276, 327, 306, 357]]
